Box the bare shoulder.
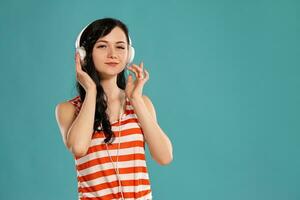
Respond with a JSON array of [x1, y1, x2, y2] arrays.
[[142, 95, 157, 122], [55, 100, 77, 150], [55, 101, 77, 119]]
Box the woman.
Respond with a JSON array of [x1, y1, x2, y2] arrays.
[[55, 18, 173, 200]]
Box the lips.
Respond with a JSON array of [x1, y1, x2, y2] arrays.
[[105, 62, 119, 67]]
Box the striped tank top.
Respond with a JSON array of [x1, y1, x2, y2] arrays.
[[68, 95, 153, 200]]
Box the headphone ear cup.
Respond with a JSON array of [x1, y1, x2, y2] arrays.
[[76, 47, 86, 63], [127, 46, 135, 64]]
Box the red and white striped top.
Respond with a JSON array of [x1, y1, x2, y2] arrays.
[[68, 95, 153, 200]]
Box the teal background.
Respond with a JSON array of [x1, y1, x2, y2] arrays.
[[0, 0, 299, 199]]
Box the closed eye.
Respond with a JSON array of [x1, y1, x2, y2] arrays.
[[97, 45, 125, 49], [97, 45, 106, 48]]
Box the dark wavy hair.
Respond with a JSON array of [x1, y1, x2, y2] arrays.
[[75, 18, 130, 144]]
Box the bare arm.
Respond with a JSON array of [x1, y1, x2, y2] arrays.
[[130, 95, 173, 165], [55, 52, 98, 157], [55, 89, 97, 157]]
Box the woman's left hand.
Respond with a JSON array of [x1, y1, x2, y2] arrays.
[[125, 62, 149, 100]]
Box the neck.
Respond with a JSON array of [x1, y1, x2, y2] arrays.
[[100, 75, 125, 102]]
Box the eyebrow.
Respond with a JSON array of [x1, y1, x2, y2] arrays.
[[96, 39, 126, 44]]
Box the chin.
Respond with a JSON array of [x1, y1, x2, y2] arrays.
[[96, 69, 124, 78]]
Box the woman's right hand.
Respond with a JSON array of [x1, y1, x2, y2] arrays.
[[75, 52, 97, 92]]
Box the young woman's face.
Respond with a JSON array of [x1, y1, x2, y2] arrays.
[[92, 26, 129, 77]]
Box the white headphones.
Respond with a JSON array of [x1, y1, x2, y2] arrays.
[[75, 22, 135, 66]]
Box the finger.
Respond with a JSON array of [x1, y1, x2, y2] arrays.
[[132, 63, 143, 73], [140, 62, 144, 79], [140, 61, 143, 70], [76, 53, 83, 72], [132, 64, 144, 79], [144, 69, 149, 81], [127, 65, 139, 79], [75, 53, 80, 71], [127, 74, 133, 85], [74, 52, 77, 61], [127, 66, 138, 77], [139, 69, 145, 79]]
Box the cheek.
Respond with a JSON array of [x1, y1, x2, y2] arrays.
[[121, 51, 128, 62], [92, 52, 105, 63], [92, 57, 105, 71], [121, 54, 127, 62]]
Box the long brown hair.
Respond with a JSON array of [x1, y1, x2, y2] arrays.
[[75, 18, 130, 144]]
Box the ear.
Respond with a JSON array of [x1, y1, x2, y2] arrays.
[[142, 95, 157, 122]]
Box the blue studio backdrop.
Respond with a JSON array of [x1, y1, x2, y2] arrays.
[[0, 0, 299, 199]]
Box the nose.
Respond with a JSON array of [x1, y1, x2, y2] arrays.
[[107, 46, 117, 58]]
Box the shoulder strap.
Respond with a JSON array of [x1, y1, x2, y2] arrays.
[[68, 95, 81, 114]]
